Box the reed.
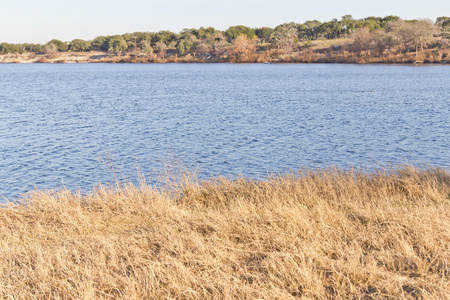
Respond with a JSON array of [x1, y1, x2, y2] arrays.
[[1, 165, 449, 299]]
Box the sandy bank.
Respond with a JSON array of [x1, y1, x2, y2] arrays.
[[1, 49, 449, 64]]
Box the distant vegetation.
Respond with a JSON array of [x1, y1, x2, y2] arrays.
[[1, 15, 450, 63]]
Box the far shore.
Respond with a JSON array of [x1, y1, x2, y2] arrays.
[[1, 50, 448, 64]]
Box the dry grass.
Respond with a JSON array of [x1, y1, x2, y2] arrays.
[[1, 165, 449, 299], [1, 47, 449, 64]]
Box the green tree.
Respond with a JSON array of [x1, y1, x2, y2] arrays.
[[436, 16, 450, 32], [68, 39, 91, 52], [362, 17, 383, 31], [319, 19, 343, 39], [107, 35, 128, 53], [130, 32, 155, 52], [91, 36, 109, 51], [304, 20, 322, 40], [21, 43, 44, 53], [382, 15, 400, 27], [275, 22, 298, 31], [122, 33, 139, 52], [197, 27, 220, 39], [153, 31, 178, 46], [181, 28, 199, 38], [176, 32, 195, 54], [340, 15, 359, 37], [294, 24, 305, 40], [135, 32, 155, 43], [225, 26, 255, 42], [0, 43, 20, 54], [255, 27, 274, 43], [47, 39, 68, 52]]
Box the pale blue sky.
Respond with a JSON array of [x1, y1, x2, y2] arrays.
[[1, 0, 448, 43]]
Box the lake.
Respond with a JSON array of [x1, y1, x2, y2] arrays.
[[0, 63, 449, 200]]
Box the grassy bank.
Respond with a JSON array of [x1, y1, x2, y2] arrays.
[[1, 44, 450, 64], [1, 165, 449, 299]]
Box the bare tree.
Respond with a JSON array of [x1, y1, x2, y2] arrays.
[[155, 42, 167, 58], [44, 43, 58, 55], [349, 28, 375, 55], [270, 26, 298, 53], [229, 34, 257, 61], [139, 40, 153, 53], [206, 32, 228, 57], [388, 19, 439, 55], [408, 19, 439, 54], [192, 39, 211, 56], [385, 20, 408, 52]]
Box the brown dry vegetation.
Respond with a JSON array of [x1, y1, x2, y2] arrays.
[[0, 165, 449, 299]]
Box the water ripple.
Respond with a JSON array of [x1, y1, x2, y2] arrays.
[[0, 64, 449, 200]]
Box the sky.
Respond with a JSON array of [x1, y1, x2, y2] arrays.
[[1, 0, 448, 44]]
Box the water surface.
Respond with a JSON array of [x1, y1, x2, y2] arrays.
[[0, 64, 448, 200]]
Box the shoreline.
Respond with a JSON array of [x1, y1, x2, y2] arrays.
[[1, 50, 448, 64]]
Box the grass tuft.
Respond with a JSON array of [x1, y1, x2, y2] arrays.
[[0, 165, 449, 299]]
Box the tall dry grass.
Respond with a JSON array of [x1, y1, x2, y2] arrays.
[[0, 165, 449, 299]]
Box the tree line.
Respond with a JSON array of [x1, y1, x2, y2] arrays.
[[1, 15, 449, 59]]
